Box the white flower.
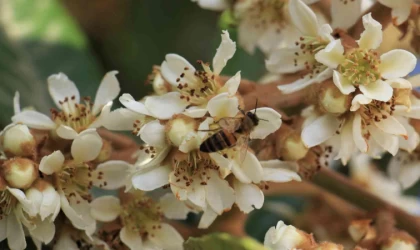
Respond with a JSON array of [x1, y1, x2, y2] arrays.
[[191, 0, 228, 11], [301, 79, 419, 165], [264, 221, 308, 250], [38, 144, 127, 234], [350, 155, 420, 215], [90, 193, 184, 250], [12, 71, 121, 139], [378, 0, 413, 25], [388, 151, 420, 191], [315, 13, 416, 102], [330, 0, 364, 29], [266, 0, 334, 94], [0, 186, 37, 250], [234, 0, 320, 54], [53, 223, 109, 250]]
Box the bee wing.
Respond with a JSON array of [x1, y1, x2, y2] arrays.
[[218, 117, 241, 133], [234, 134, 251, 167]]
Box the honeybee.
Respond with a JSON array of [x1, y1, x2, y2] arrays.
[[199, 105, 260, 153]]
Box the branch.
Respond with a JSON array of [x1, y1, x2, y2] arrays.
[[349, 2, 392, 38], [311, 167, 420, 241]]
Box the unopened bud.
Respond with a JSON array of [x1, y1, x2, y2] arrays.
[[348, 220, 376, 242], [381, 232, 417, 250], [165, 114, 198, 147], [1, 158, 38, 189], [312, 242, 344, 250], [264, 221, 316, 250], [1, 124, 36, 157], [277, 131, 308, 161], [318, 82, 351, 115], [95, 139, 112, 163]]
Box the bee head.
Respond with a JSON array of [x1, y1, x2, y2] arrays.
[[246, 111, 259, 126]]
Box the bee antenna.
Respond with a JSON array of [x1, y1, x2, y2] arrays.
[[254, 99, 258, 114], [259, 118, 269, 122]]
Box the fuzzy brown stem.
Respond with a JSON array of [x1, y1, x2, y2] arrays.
[[311, 167, 420, 241]]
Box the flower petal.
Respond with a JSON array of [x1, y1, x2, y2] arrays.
[[315, 40, 345, 68], [378, 0, 412, 25], [92, 160, 131, 190], [331, 0, 362, 29], [90, 196, 121, 222], [96, 107, 145, 131], [39, 150, 65, 175], [302, 114, 341, 147], [8, 187, 36, 216], [213, 30, 236, 75], [221, 71, 241, 96], [56, 125, 78, 140], [353, 113, 368, 152], [92, 71, 120, 116], [120, 226, 143, 250], [239, 151, 264, 183], [359, 80, 393, 102], [198, 208, 218, 229], [159, 193, 193, 220], [369, 126, 399, 155], [145, 92, 189, 120], [266, 47, 313, 74], [48, 73, 80, 108], [119, 94, 151, 115], [161, 54, 197, 86], [262, 168, 301, 182], [183, 107, 208, 118], [193, 0, 228, 11], [332, 71, 356, 95], [149, 223, 184, 250], [207, 93, 239, 119], [205, 171, 234, 214], [251, 107, 282, 139], [334, 119, 355, 165], [187, 179, 206, 208], [357, 13, 382, 50], [139, 120, 167, 148], [374, 115, 407, 137], [277, 67, 333, 94], [0, 218, 6, 242], [30, 218, 55, 244], [288, 0, 319, 36], [13, 91, 20, 115], [386, 78, 412, 89], [379, 49, 417, 79], [12, 110, 56, 130], [71, 129, 103, 162], [397, 117, 419, 152], [7, 212, 26, 250], [131, 165, 171, 191], [350, 94, 372, 111], [60, 191, 95, 231], [233, 180, 264, 213]]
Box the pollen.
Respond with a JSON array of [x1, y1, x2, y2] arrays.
[[338, 48, 381, 86]]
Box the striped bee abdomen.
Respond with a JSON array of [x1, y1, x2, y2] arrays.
[[200, 130, 237, 153]]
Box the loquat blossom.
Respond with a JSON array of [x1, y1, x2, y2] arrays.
[[301, 77, 419, 165], [266, 0, 334, 94], [12, 71, 121, 140], [388, 151, 420, 190], [315, 13, 417, 102], [90, 192, 184, 250], [264, 220, 316, 250]]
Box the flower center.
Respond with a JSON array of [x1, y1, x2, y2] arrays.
[[50, 96, 96, 133], [338, 49, 381, 86], [239, 0, 286, 30], [358, 97, 396, 127], [294, 36, 328, 78], [0, 189, 17, 219], [175, 61, 220, 106], [120, 192, 163, 238], [172, 151, 219, 187], [56, 161, 93, 200]]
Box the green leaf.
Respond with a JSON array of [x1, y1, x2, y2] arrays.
[[184, 233, 267, 250], [218, 9, 237, 31]]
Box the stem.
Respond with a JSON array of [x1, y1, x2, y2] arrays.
[[311, 167, 420, 240], [349, 2, 392, 38]]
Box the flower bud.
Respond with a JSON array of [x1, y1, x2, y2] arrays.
[[165, 114, 198, 147], [348, 220, 376, 242], [264, 221, 316, 250], [312, 242, 344, 250], [277, 131, 308, 161], [1, 124, 36, 157], [381, 232, 417, 250], [95, 139, 112, 163], [318, 82, 351, 115], [1, 158, 38, 189]]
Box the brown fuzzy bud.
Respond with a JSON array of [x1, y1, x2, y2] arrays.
[[318, 81, 351, 115], [277, 131, 308, 161], [1, 124, 36, 157], [1, 158, 38, 189], [348, 219, 377, 242], [165, 114, 198, 147]]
